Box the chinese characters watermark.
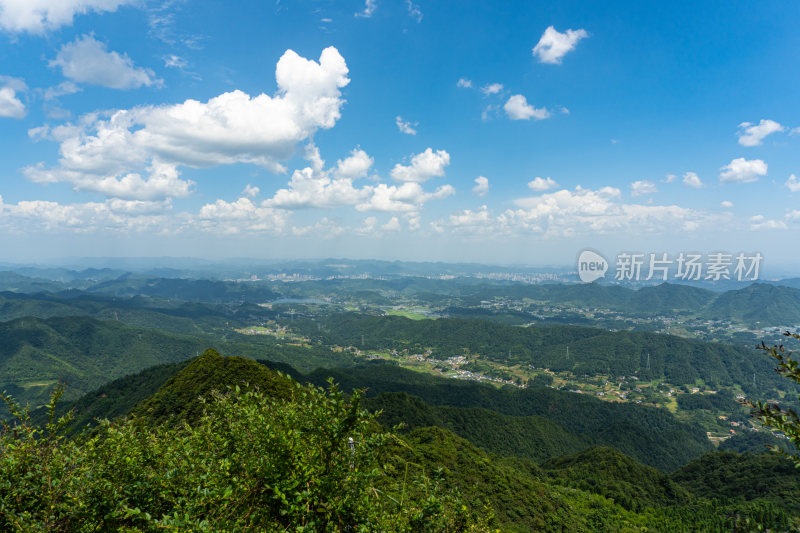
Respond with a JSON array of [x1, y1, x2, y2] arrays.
[[577, 250, 763, 283]]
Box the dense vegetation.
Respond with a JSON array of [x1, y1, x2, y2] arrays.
[[5, 351, 798, 531], [1, 367, 489, 531], [542, 446, 691, 512], [368, 391, 590, 462], [296, 313, 791, 396], [39, 355, 715, 472], [672, 451, 800, 515], [0, 313, 358, 417], [0, 316, 207, 414]]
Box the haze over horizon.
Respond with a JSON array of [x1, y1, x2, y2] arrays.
[[0, 1, 798, 267]]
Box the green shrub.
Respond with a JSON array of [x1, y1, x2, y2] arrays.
[[1, 381, 491, 532]]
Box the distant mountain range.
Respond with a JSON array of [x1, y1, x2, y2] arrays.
[[3, 265, 800, 327]]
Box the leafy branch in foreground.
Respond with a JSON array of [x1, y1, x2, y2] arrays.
[[0, 378, 492, 532], [747, 331, 800, 465]]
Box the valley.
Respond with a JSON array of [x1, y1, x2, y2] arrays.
[[2, 264, 799, 530]]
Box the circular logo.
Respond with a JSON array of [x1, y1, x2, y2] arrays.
[[577, 249, 608, 283]]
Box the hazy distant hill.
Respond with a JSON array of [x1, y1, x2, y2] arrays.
[[0, 291, 276, 335], [3, 267, 800, 327], [87, 275, 280, 303], [768, 278, 800, 290], [628, 283, 717, 313], [0, 271, 65, 293], [701, 283, 800, 326]]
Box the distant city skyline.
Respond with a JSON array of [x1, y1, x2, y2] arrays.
[[0, 1, 798, 267]]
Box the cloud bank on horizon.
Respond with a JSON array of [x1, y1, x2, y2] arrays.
[[0, 0, 798, 264]]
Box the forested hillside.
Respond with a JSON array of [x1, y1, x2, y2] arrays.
[[297, 313, 791, 395], [7, 351, 797, 532], [0, 316, 206, 412]]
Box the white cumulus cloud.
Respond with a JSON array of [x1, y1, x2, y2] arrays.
[[355, 0, 376, 18], [381, 216, 401, 231], [737, 119, 785, 147], [43, 81, 81, 101], [291, 217, 345, 238], [163, 54, 188, 69], [481, 83, 503, 95], [786, 174, 800, 193], [0, 0, 134, 33], [528, 176, 558, 191], [242, 184, 260, 197], [406, 0, 421, 22], [395, 115, 418, 135], [357, 182, 454, 212], [198, 197, 287, 234], [720, 200, 733, 208], [0, 76, 25, 118], [457, 78, 472, 88], [749, 214, 787, 231], [719, 157, 767, 183], [390, 148, 450, 182], [503, 186, 703, 237], [532, 26, 588, 64], [472, 176, 489, 197], [0, 195, 173, 234], [504, 94, 550, 120], [446, 205, 493, 234], [631, 180, 657, 196], [682, 172, 704, 188], [265, 145, 372, 209], [26, 47, 350, 201], [50, 34, 161, 90], [334, 148, 373, 179]]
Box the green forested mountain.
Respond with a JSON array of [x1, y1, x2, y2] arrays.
[[131, 350, 296, 424], [0, 290, 276, 334], [86, 275, 281, 302], [672, 451, 800, 515], [60, 351, 713, 472], [0, 311, 361, 416], [49, 353, 712, 472], [719, 429, 798, 455], [11, 351, 797, 532], [542, 446, 692, 512], [701, 282, 800, 326], [38, 359, 194, 430], [0, 315, 207, 411], [2, 275, 800, 529], [299, 313, 790, 395], [385, 425, 644, 532], [367, 391, 591, 462], [303, 362, 713, 471]]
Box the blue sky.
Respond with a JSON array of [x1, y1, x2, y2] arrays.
[[0, 1, 799, 270]]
